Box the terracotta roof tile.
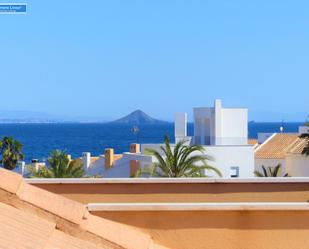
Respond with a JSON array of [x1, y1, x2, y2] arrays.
[[82, 213, 151, 249], [0, 169, 161, 249], [0, 202, 55, 249], [255, 133, 299, 159], [45, 230, 108, 249], [149, 241, 170, 249], [287, 137, 309, 155], [17, 180, 86, 224], [0, 168, 23, 194]]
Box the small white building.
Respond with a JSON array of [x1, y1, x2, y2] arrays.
[[79, 144, 146, 177], [11, 160, 45, 177]]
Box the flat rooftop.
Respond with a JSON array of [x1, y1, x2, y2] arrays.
[[27, 177, 309, 204]]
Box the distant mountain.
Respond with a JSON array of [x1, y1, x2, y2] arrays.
[[110, 110, 168, 125]]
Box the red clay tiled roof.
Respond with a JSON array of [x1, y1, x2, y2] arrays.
[[255, 133, 299, 159], [287, 137, 309, 155], [255, 133, 309, 159], [0, 168, 167, 249]]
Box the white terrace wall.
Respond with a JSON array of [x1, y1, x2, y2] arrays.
[[286, 154, 309, 177], [205, 145, 254, 178]]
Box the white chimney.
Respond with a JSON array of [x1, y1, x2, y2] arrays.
[[17, 161, 26, 176], [82, 152, 91, 171], [175, 113, 187, 143], [214, 99, 222, 109]]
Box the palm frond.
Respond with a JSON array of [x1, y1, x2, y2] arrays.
[[255, 164, 288, 177], [254, 170, 264, 177], [300, 133, 309, 138], [29, 150, 84, 178], [262, 165, 268, 177], [273, 164, 281, 177], [0, 136, 24, 170], [299, 119, 309, 156], [137, 135, 220, 178]]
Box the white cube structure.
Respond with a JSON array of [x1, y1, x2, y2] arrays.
[[193, 99, 248, 146], [82, 152, 91, 171]]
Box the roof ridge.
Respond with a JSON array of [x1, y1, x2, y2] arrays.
[[254, 133, 277, 153]]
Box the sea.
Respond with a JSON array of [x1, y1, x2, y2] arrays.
[[0, 122, 304, 162]]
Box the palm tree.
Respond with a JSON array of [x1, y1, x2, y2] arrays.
[[300, 120, 309, 156], [0, 137, 24, 170], [30, 150, 84, 178], [137, 136, 221, 177], [254, 164, 289, 177]]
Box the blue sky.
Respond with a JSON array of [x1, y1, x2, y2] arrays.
[[0, 1, 308, 121]]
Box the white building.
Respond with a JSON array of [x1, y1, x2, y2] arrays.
[[193, 99, 248, 146], [254, 127, 309, 177], [79, 145, 148, 177], [141, 99, 255, 178]]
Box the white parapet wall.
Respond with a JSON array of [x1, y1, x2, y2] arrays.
[[201, 145, 254, 178], [87, 202, 309, 212], [25, 177, 309, 184], [286, 153, 309, 177]]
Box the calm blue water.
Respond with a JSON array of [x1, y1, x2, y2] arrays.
[[0, 122, 303, 162]]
